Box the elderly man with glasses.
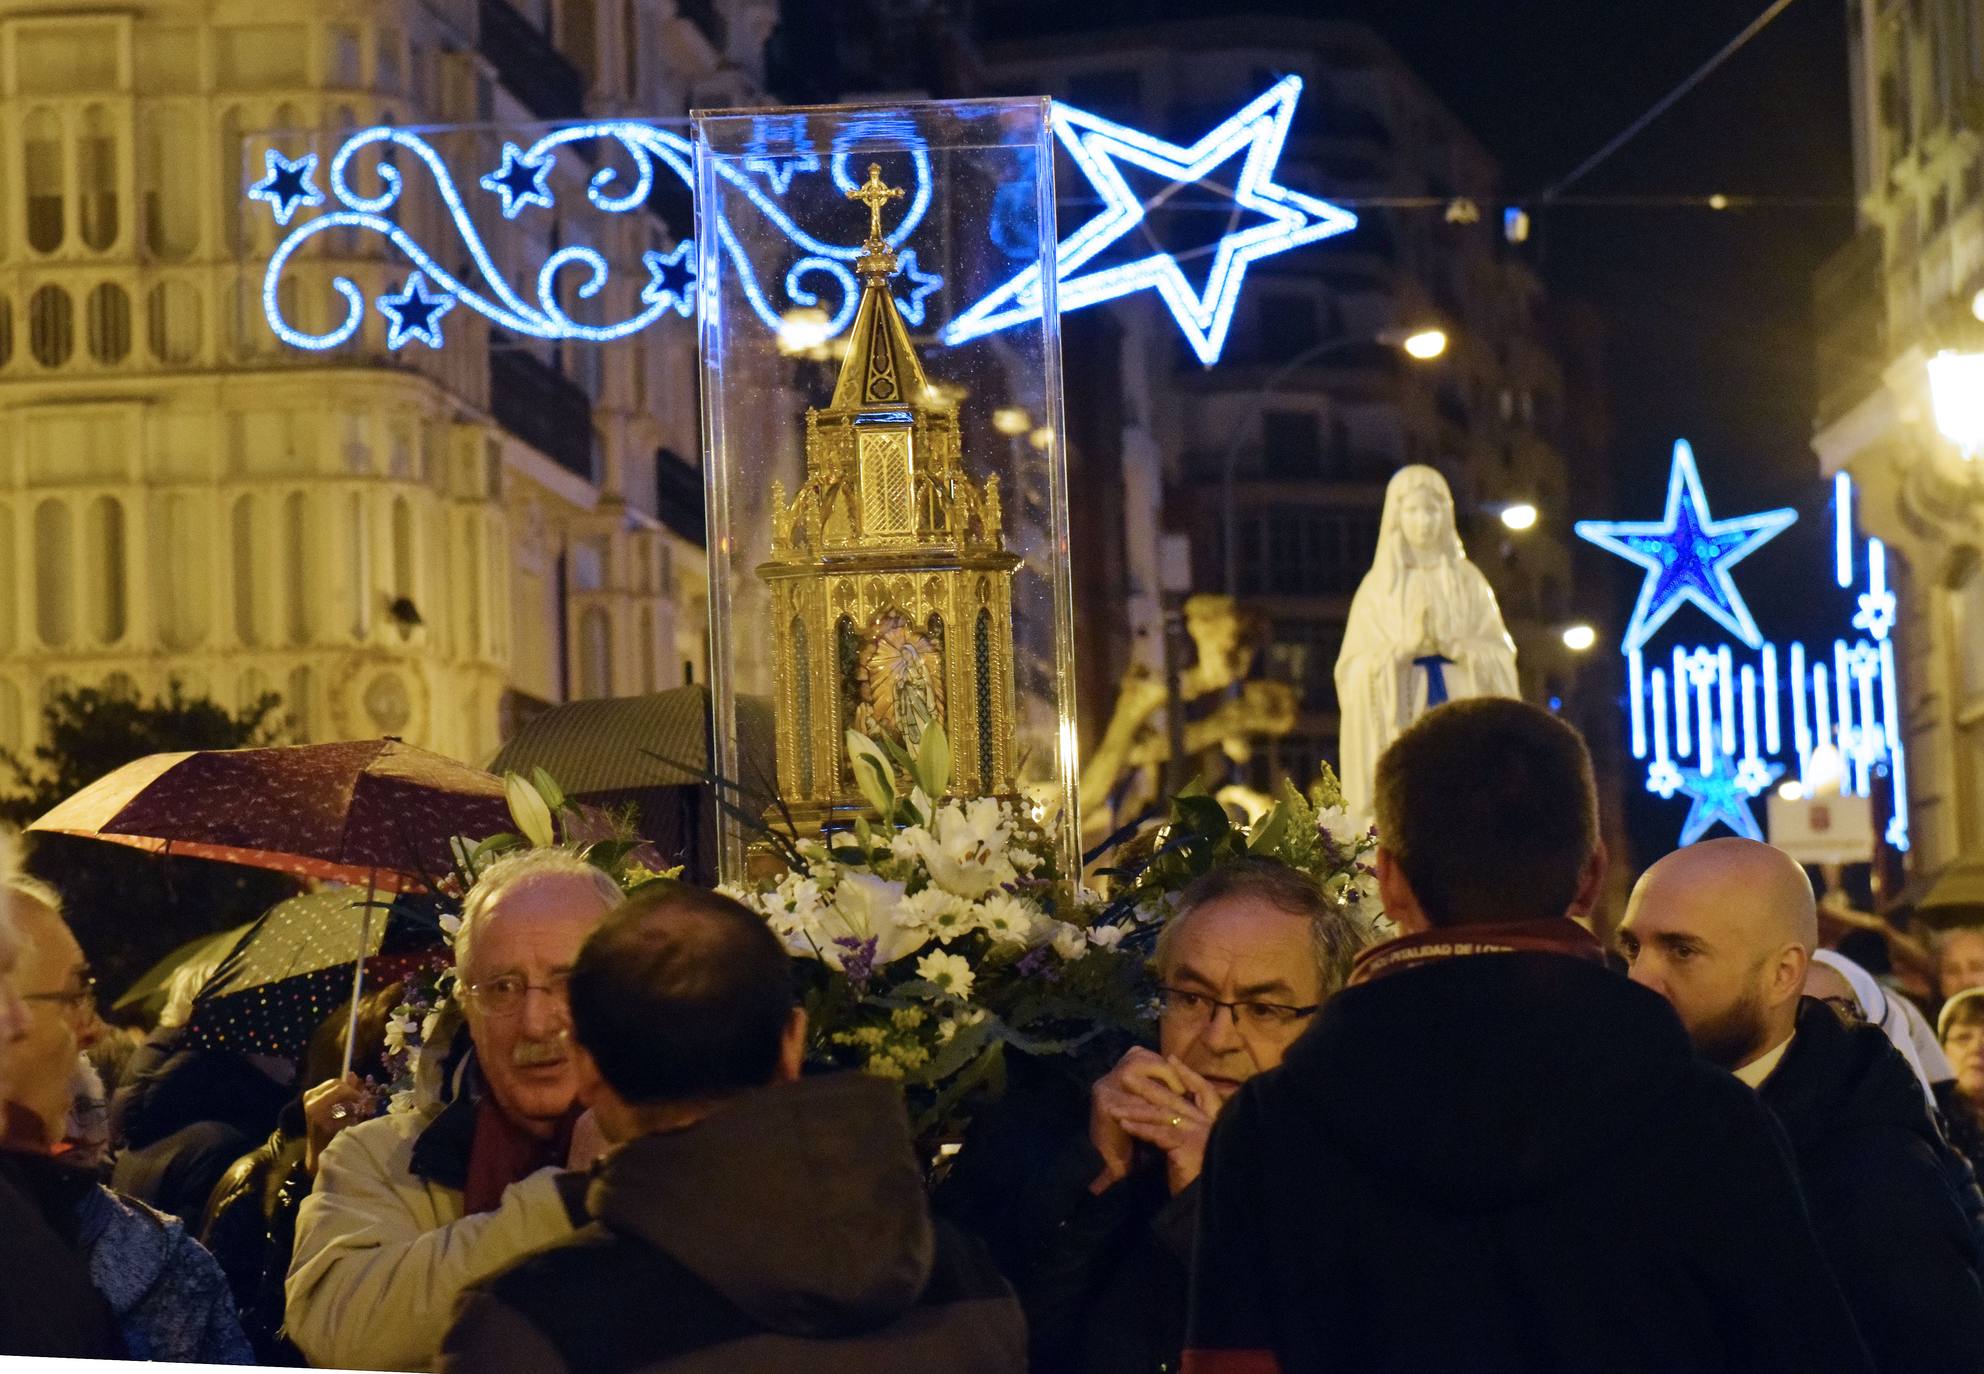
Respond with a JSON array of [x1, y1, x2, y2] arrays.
[[285, 848, 622, 1372], [937, 857, 1368, 1374]]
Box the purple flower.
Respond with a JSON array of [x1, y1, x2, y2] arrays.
[[1016, 946, 1054, 979], [833, 935, 879, 987]]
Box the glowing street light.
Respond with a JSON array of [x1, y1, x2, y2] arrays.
[[1500, 502, 1540, 532], [1561, 623, 1598, 652], [1402, 328, 1448, 360], [1927, 350, 1984, 459], [991, 406, 1033, 437], [1777, 781, 1805, 803]]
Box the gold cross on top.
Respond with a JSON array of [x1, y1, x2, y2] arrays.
[[847, 163, 904, 243]]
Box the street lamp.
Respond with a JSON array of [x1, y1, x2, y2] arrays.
[[1499, 502, 1539, 532], [1927, 350, 1984, 459], [1220, 325, 1451, 595], [1561, 623, 1597, 652]]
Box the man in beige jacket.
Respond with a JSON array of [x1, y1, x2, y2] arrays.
[[285, 850, 622, 1371]]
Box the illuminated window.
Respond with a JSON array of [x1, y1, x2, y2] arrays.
[[25, 110, 64, 253], [78, 107, 119, 252]]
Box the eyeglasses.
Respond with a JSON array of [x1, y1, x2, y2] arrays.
[[23, 973, 97, 1025], [464, 972, 571, 1018], [1155, 985, 1319, 1032]]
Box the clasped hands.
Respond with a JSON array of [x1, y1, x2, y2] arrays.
[[1088, 1047, 1222, 1198]]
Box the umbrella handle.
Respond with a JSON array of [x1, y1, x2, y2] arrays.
[[342, 870, 375, 1079]]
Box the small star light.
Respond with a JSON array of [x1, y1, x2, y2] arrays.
[[249, 149, 325, 226], [1575, 439, 1797, 654], [944, 76, 1358, 364], [892, 249, 943, 327], [480, 142, 555, 218], [1676, 754, 1782, 847], [378, 274, 456, 350], [640, 242, 697, 318]]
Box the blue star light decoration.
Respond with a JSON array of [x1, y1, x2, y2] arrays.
[[1676, 754, 1783, 846], [944, 76, 1358, 365], [480, 142, 555, 218], [248, 149, 324, 226], [378, 273, 455, 350], [641, 241, 697, 318], [892, 250, 943, 328], [1575, 440, 1797, 655]]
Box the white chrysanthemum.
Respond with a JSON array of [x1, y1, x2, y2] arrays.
[[1048, 921, 1089, 961], [975, 891, 1041, 947], [915, 950, 976, 1000], [1317, 804, 1362, 852], [899, 885, 974, 938]]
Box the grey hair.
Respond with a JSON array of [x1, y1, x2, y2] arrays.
[[454, 848, 623, 979], [1153, 858, 1372, 1001], [159, 952, 227, 1030], [0, 828, 62, 920]]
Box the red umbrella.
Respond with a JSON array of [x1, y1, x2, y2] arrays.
[[31, 738, 518, 1074], [28, 738, 514, 894]]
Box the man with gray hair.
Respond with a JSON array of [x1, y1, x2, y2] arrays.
[[938, 856, 1369, 1374], [285, 848, 622, 1371]]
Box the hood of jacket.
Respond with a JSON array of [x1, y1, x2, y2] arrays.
[[1762, 997, 1946, 1157], [1261, 950, 1702, 1212], [586, 1071, 935, 1337]]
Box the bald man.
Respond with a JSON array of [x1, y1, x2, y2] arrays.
[[1621, 839, 1984, 1373]]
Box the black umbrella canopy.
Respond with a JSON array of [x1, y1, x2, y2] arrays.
[[179, 888, 447, 1060]]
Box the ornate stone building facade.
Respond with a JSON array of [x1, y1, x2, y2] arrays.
[[0, 0, 774, 763], [1812, 0, 1984, 878]]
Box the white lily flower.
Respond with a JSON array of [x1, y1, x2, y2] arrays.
[[1048, 921, 1088, 960], [829, 872, 924, 966], [1086, 924, 1126, 950]]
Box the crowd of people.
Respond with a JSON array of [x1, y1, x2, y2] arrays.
[[3, 698, 1984, 1370]]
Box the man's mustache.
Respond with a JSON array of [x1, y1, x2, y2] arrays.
[[512, 1036, 568, 1068]]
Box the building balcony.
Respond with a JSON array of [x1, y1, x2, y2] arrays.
[[1814, 227, 1887, 431], [654, 445, 707, 547], [478, 0, 586, 120], [489, 346, 593, 482]]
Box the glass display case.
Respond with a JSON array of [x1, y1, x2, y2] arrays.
[[693, 98, 1075, 882]]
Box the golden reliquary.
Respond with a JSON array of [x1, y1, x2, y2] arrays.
[[758, 165, 1021, 836]]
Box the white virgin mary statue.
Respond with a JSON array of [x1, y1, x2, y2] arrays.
[[1333, 465, 1520, 818]]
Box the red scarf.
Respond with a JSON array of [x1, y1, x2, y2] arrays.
[[1349, 919, 1607, 988], [462, 1098, 579, 1215]]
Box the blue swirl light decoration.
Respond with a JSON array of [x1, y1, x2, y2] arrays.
[[257, 120, 937, 352]]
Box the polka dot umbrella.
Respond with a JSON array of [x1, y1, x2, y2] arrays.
[[30, 738, 515, 1069], [179, 889, 450, 1064]]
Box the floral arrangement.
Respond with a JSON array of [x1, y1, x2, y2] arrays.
[[377, 768, 679, 1115], [1095, 762, 1392, 946], [730, 726, 1149, 1135]]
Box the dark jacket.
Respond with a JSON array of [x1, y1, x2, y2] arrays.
[[439, 1072, 1026, 1374], [936, 1056, 1194, 1374], [1187, 950, 1873, 1374], [110, 1026, 291, 1222], [0, 1149, 124, 1358], [198, 1102, 312, 1365], [1758, 999, 1984, 1372]]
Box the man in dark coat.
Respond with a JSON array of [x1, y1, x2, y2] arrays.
[[440, 885, 1025, 1374], [1622, 837, 1984, 1371], [1186, 699, 1871, 1374], [937, 858, 1369, 1373]]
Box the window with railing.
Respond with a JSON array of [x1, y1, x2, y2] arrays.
[[1234, 509, 1379, 598]]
